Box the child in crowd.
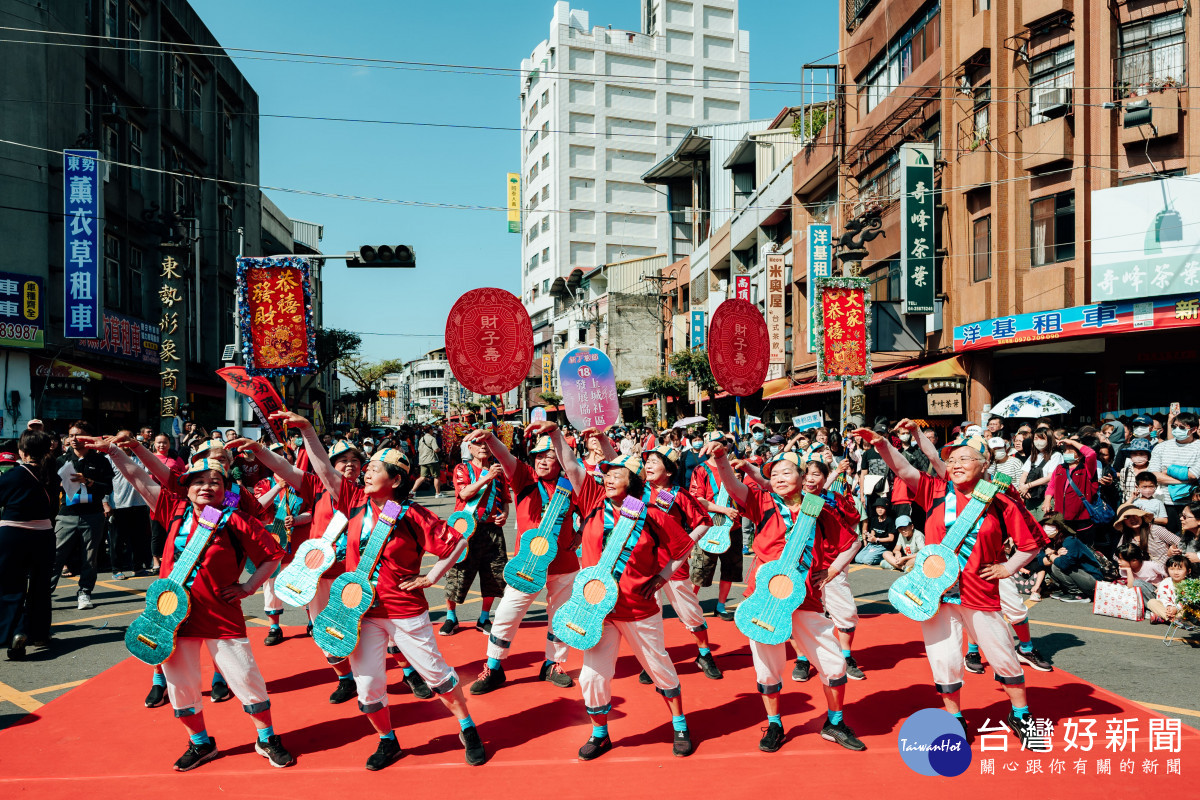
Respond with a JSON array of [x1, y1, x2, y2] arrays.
[[1132, 472, 1169, 527], [880, 515, 923, 571], [1115, 543, 1174, 623], [855, 503, 893, 565]]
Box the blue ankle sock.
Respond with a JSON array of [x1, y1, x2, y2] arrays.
[[153, 672, 167, 687], [767, 714, 782, 726], [796, 656, 808, 664], [828, 710, 844, 725], [402, 667, 415, 677], [671, 714, 688, 732], [338, 674, 354, 684], [698, 647, 710, 657], [212, 672, 224, 686], [446, 610, 458, 623], [189, 730, 211, 746], [1018, 641, 1033, 653], [256, 726, 274, 743], [478, 610, 490, 624], [458, 715, 475, 732], [954, 712, 965, 720], [1012, 705, 1030, 719], [592, 724, 608, 739], [716, 601, 727, 614], [380, 730, 396, 741], [967, 643, 979, 654], [486, 657, 502, 670], [841, 648, 852, 658]]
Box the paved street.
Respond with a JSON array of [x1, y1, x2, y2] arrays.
[[2, 491, 1196, 732]]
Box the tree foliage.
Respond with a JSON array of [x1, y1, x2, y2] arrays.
[[285, 327, 362, 404], [644, 373, 687, 399], [538, 391, 563, 407], [669, 348, 720, 398], [341, 356, 406, 391], [615, 380, 631, 397]]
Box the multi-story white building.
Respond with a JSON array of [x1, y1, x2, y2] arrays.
[[518, 0, 750, 326]]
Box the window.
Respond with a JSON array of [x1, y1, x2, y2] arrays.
[[171, 55, 185, 110], [129, 123, 143, 190], [173, 176, 185, 213], [542, 89, 549, 107], [973, 84, 990, 140], [972, 0, 988, 12], [103, 0, 118, 42], [1118, 12, 1186, 94], [529, 253, 539, 270], [221, 106, 234, 161], [542, 246, 549, 262], [83, 85, 94, 142], [1030, 191, 1075, 266], [528, 164, 537, 183], [1029, 44, 1074, 125], [972, 216, 990, 282], [127, 3, 142, 67], [541, 185, 549, 201], [858, 4, 940, 116], [103, 123, 119, 181], [542, 279, 550, 293], [528, 131, 538, 153], [541, 121, 549, 139], [541, 153, 549, 169], [541, 216, 550, 232], [219, 190, 234, 254], [191, 71, 203, 129], [104, 234, 121, 309], [128, 247, 144, 317]]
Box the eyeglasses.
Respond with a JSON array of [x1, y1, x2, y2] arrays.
[[945, 456, 984, 466]]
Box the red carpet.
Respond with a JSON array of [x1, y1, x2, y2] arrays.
[[1, 610, 1195, 797]]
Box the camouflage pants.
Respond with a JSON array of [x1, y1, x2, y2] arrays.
[[444, 522, 508, 603]]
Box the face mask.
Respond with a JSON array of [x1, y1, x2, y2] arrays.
[[1173, 427, 1190, 442], [769, 445, 781, 455], [898, 433, 912, 444], [364, 445, 375, 454], [1063, 452, 1077, 464], [1131, 454, 1149, 465], [691, 441, 701, 450], [1042, 525, 1057, 536], [1034, 439, 1047, 451], [753, 433, 764, 442], [993, 450, 1006, 461], [1133, 426, 1150, 437]]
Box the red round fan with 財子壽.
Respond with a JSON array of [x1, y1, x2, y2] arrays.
[[707, 299, 770, 397], [444, 288, 534, 395]]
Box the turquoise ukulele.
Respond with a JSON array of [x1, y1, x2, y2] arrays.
[[888, 480, 1001, 622], [125, 505, 225, 665], [313, 500, 405, 659], [446, 464, 500, 563], [503, 477, 573, 595], [552, 496, 646, 651], [735, 493, 826, 646], [699, 484, 735, 554], [274, 511, 350, 607]]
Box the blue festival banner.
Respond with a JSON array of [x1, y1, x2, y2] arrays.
[[63, 150, 102, 339]]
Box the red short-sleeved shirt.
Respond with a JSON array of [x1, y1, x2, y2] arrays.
[[650, 484, 711, 581], [689, 463, 760, 526], [508, 462, 579, 576], [339, 481, 462, 619], [254, 477, 310, 564], [912, 473, 1041, 611], [453, 462, 509, 520], [294, 473, 349, 578], [735, 489, 856, 614], [152, 489, 282, 639], [574, 477, 693, 621]]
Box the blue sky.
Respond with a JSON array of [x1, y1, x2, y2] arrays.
[[190, 1, 839, 365]]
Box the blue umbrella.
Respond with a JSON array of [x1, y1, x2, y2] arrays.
[[991, 390, 1074, 418]]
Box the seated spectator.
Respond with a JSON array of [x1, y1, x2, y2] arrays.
[[1132, 471, 1169, 526], [1043, 514, 1104, 602], [1115, 543, 1174, 622], [855, 504, 894, 565], [880, 515, 923, 571], [1112, 503, 1180, 565], [1155, 555, 1198, 630], [988, 437, 1023, 484]]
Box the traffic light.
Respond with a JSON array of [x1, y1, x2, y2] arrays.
[[346, 245, 415, 268]]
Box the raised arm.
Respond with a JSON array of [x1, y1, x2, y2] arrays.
[[857, 429, 922, 491], [734, 458, 770, 490], [699, 443, 751, 508], [529, 421, 585, 491], [83, 437, 160, 507], [110, 432, 173, 486], [270, 411, 341, 497], [228, 438, 306, 491], [594, 429, 618, 461], [909, 421, 946, 478], [469, 428, 518, 478]]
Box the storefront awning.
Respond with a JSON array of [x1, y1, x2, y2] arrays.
[[765, 380, 841, 400], [764, 357, 967, 399]]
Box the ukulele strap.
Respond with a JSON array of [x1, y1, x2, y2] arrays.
[[604, 488, 651, 582], [173, 506, 234, 590], [941, 488, 988, 605]]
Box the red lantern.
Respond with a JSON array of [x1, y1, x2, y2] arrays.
[[444, 288, 534, 395], [707, 299, 770, 397]]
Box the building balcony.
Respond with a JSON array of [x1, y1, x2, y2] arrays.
[[956, 9, 990, 64], [844, 0, 927, 78], [1120, 91, 1181, 145], [1022, 0, 1072, 29], [957, 148, 991, 189], [793, 120, 839, 197], [1020, 116, 1073, 171]]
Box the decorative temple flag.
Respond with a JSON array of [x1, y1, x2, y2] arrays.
[[236, 257, 317, 377], [707, 299, 770, 397], [216, 366, 289, 443], [445, 287, 533, 394], [816, 277, 872, 382]]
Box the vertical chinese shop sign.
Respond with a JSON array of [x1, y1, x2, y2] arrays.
[[816, 276, 872, 382], [236, 257, 317, 377], [159, 254, 184, 419], [765, 253, 786, 365], [806, 224, 832, 353], [900, 142, 935, 315], [63, 150, 102, 339]]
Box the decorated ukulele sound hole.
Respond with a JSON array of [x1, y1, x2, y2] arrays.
[[767, 574, 794, 599], [453, 517, 472, 534], [304, 550, 325, 569], [341, 582, 363, 607], [156, 593, 178, 615], [922, 554, 945, 579], [529, 536, 550, 556], [583, 579, 607, 604]]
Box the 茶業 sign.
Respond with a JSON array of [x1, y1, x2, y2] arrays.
[[900, 143, 935, 315]]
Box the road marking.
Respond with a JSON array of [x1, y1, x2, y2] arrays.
[[94, 580, 147, 598], [53, 609, 140, 626], [28, 680, 86, 695], [1136, 701, 1200, 719], [0, 680, 42, 713], [1028, 618, 1170, 641]]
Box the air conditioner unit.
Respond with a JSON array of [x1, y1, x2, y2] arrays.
[[1033, 87, 1071, 120]]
